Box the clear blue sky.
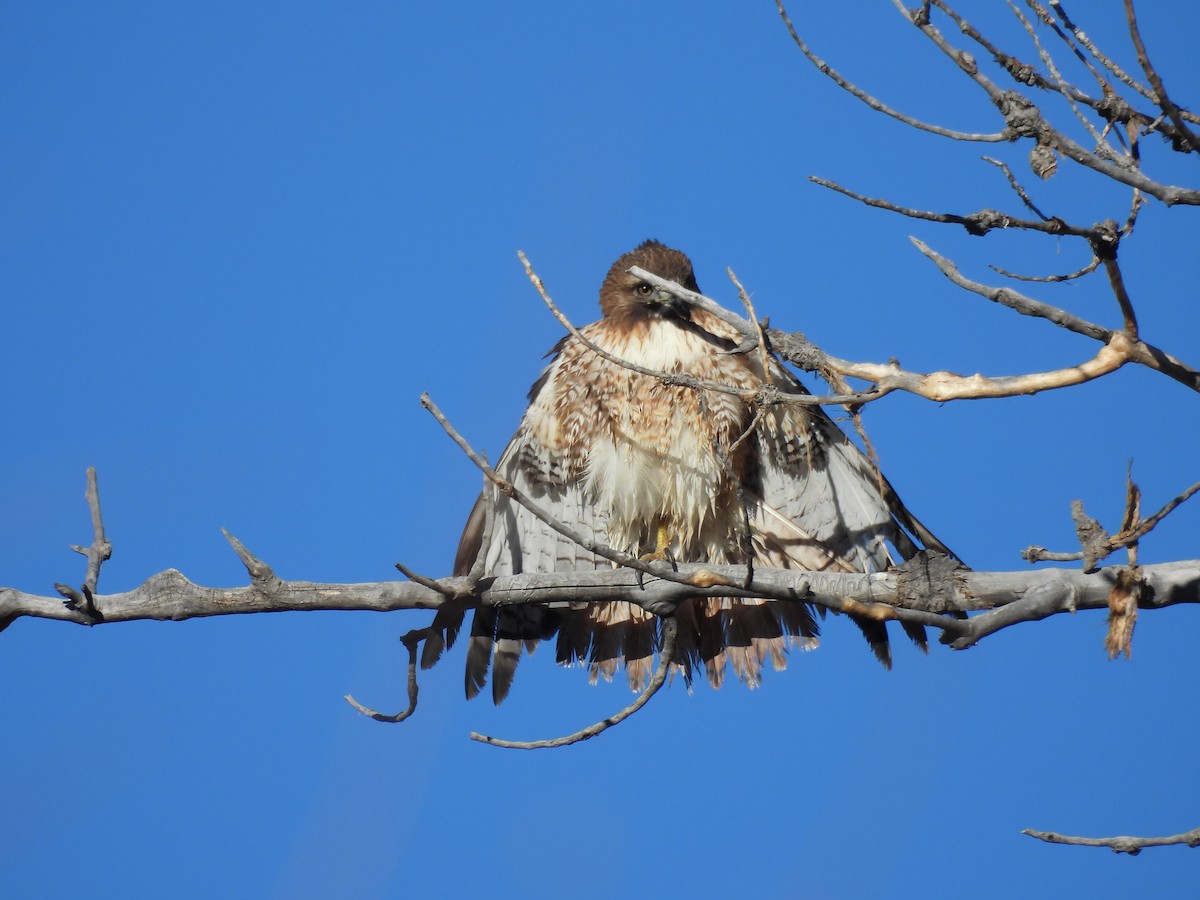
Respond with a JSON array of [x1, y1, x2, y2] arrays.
[[4, 3, 1199, 898]]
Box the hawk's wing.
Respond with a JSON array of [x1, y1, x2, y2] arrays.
[[746, 357, 955, 663], [421, 349, 617, 703]]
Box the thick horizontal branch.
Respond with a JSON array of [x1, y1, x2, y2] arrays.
[[5, 558, 1198, 654], [0, 569, 446, 627], [1022, 825, 1200, 855]]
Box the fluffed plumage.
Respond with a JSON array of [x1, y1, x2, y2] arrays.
[[422, 239, 952, 703]]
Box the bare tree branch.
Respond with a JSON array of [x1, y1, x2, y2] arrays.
[[810, 175, 1093, 239], [7, 539, 1200, 649], [769, 323, 1134, 403], [1024, 479, 1200, 567], [1006, 0, 1115, 153], [1022, 826, 1200, 854], [775, 0, 1011, 143], [1048, 0, 1155, 101], [895, 0, 1200, 204]]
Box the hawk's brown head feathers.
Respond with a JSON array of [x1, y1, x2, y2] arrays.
[[598, 239, 700, 322]]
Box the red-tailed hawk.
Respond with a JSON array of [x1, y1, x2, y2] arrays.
[[424, 240, 951, 702]]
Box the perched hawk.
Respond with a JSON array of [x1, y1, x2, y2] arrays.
[[424, 240, 951, 702]]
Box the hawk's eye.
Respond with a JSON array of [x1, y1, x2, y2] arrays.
[[636, 283, 654, 297]]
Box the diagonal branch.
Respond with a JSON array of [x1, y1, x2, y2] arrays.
[[1122, 0, 1199, 152], [1049, 0, 1155, 101], [982, 156, 1051, 221], [910, 238, 1200, 393], [775, 0, 1010, 142]]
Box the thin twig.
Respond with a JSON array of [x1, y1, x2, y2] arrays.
[[1049, 0, 1154, 100], [982, 156, 1051, 220], [57, 467, 112, 621], [910, 238, 1108, 340], [345, 629, 424, 723], [775, 0, 1010, 143], [725, 266, 773, 381], [421, 392, 704, 590], [989, 257, 1099, 283], [811, 176, 1092, 238], [469, 617, 678, 749], [395, 562, 459, 598]]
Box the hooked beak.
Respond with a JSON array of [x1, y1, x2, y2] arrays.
[[645, 287, 689, 318]]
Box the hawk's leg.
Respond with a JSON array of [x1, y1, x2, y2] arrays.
[[635, 523, 678, 588], [639, 523, 677, 566]]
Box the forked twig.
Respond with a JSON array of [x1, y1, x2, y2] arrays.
[[469, 617, 678, 749], [1024, 478, 1200, 567]]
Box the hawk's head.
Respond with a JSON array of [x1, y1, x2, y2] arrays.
[[599, 239, 700, 322]]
